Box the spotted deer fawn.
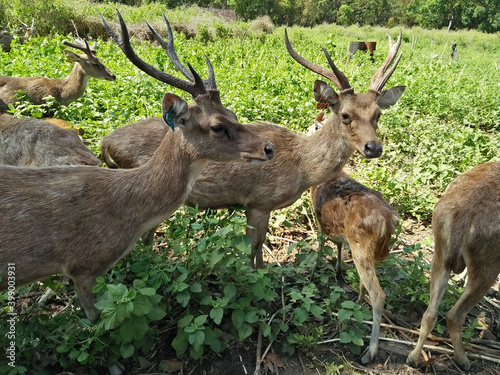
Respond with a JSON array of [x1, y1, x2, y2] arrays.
[[310, 169, 399, 364], [0, 11, 274, 322], [407, 161, 500, 370], [0, 114, 99, 166], [0, 38, 116, 112], [101, 29, 405, 270]]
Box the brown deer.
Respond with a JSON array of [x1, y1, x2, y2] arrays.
[[0, 114, 99, 166], [0, 38, 116, 112], [0, 11, 274, 323], [407, 161, 500, 371], [311, 170, 400, 364], [101, 30, 405, 271]]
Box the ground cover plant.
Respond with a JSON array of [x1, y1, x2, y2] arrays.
[[0, 4, 499, 374]]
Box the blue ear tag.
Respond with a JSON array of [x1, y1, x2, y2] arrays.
[[164, 110, 175, 131]]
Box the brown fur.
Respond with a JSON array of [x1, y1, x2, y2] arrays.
[[407, 161, 500, 370], [310, 171, 399, 364], [0, 115, 99, 167]]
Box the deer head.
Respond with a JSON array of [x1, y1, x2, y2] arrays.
[[285, 30, 405, 158], [62, 39, 116, 81]]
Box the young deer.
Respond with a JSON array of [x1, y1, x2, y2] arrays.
[[407, 162, 500, 371], [0, 11, 273, 323], [0, 38, 116, 112], [101, 29, 405, 269], [0, 114, 99, 166], [310, 169, 400, 364]]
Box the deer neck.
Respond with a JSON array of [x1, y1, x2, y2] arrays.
[[58, 63, 90, 105], [129, 130, 208, 221], [300, 116, 353, 186]]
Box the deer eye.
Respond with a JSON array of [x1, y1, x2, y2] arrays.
[[211, 124, 226, 135]]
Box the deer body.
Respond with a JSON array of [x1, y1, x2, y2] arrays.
[[310, 171, 400, 364], [0, 115, 100, 166], [407, 161, 500, 370], [0, 39, 115, 112], [102, 29, 405, 268], [0, 12, 274, 323]]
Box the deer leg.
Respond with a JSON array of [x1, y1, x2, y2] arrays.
[[335, 241, 343, 277], [446, 268, 497, 371], [407, 257, 451, 367], [141, 226, 156, 246], [350, 248, 384, 364], [246, 208, 271, 269]]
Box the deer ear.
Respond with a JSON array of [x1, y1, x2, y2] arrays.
[[161, 93, 189, 130], [313, 80, 339, 109], [64, 50, 80, 63], [376, 86, 406, 109]]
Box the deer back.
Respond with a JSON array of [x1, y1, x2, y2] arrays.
[[311, 171, 400, 262], [0, 115, 100, 167]]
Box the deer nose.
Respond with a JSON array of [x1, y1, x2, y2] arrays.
[[364, 142, 382, 158], [264, 143, 274, 160]]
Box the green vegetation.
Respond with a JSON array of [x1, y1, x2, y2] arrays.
[[0, 3, 499, 373]]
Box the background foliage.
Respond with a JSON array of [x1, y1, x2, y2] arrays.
[[0, 2, 499, 373], [2, 0, 500, 32]]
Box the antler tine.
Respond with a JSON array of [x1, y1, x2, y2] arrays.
[[146, 15, 217, 91], [62, 38, 91, 54], [285, 29, 352, 92], [370, 30, 403, 92], [101, 10, 206, 98], [321, 47, 352, 92]]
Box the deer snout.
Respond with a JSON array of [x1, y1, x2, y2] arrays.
[[364, 141, 382, 158], [264, 143, 274, 160], [106, 72, 117, 81]]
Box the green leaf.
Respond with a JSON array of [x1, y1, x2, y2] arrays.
[[147, 306, 167, 321], [337, 308, 352, 322], [293, 307, 308, 325], [238, 322, 253, 340], [224, 284, 237, 299], [120, 342, 135, 359], [189, 330, 205, 347], [194, 315, 208, 326], [172, 329, 189, 356], [339, 331, 352, 343], [245, 310, 259, 324], [132, 294, 154, 316], [341, 300, 356, 309], [176, 289, 191, 307], [310, 304, 324, 319], [107, 284, 129, 301], [56, 345, 71, 353], [178, 315, 194, 328], [210, 307, 224, 325], [232, 310, 245, 329], [77, 351, 89, 363], [138, 287, 156, 296], [190, 283, 202, 293], [119, 315, 149, 341]]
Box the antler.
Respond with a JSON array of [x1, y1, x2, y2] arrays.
[[369, 30, 403, 92], [101, 10, 209, 99], [285, 29, 352, 93], [146, 14, 217, 91], [62, 39, 96, 55]]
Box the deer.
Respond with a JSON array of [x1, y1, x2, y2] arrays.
[[407, 161, 500, 371], [0, 11, 274, 326], [310, 166, 400, 364], [101, 28, 405, 273], [0, 38, 116, 112], [0, 114, 99, 166]]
